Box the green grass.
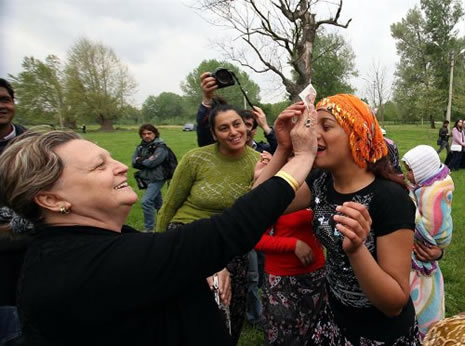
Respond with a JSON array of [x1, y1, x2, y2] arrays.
[[81, 124, 464, 344]]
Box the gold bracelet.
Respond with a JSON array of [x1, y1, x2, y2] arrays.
[[275, 170, 299, 192]]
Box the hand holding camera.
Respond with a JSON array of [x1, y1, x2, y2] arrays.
[[200, 72, 218, 106], [199, 67, 254, 109]]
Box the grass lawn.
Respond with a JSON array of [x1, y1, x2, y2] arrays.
[[82, 123, 464, 345]]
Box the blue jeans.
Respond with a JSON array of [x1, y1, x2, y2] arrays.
[[141, 180, 164, 231], [246, 250, 263, 323]]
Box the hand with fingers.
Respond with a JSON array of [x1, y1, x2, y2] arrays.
[[333, 201, 372, 254], [289, 104, 318, 159], [273, 102, 306, 151], [252, 106, 272, 134], [294, 239, 314, 266], [254, 151, 272, 181], [206, 268, 232, 305], [200, 72, 218, 106], [413, 242, 443, 262]]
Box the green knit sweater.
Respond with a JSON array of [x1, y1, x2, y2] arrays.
[[156, 144, 260, 232]]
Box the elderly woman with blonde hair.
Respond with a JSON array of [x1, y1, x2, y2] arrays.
[[0, 112, 315, 346]]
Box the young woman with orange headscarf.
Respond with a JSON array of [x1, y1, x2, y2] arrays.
[[255, 94, 419, 345]]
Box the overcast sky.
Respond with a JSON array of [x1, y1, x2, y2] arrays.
[[2, 0, 462, 106]]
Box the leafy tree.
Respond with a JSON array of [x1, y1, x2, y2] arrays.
[[119, 104, 142, 125], [391, 1, 464, 126], [383, 100, 400, 122], [141, 92, 186, 123], [258, 100, 292, 125], [65, 38, 137, 130], [141, 95, 158, 123], [195, 0, 351, 100], [181, 59, 260, 110], [310, 31, 357, 100], [10, 55, 70, 127]]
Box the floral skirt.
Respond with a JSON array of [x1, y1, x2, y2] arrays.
[[311, 301, 420, 345], [263, 268, 327, 346]]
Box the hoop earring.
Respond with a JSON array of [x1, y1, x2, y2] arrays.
[[59, 206, 70, 215]]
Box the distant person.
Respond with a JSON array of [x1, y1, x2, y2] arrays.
[[132, 124, 167, 232], [0, 78, 30, 346], [436, 120, 450, 155], [447, 119, 465, 171], [402, 145, 454, 341], [157, 104, 260, 345], [0, 78, 27, 153], [81, 124, 87, 134]]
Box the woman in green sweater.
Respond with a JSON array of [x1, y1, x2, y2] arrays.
[[157, 104, 260, 345]]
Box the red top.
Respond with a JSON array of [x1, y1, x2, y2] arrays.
[[255, 209, 325, 276]]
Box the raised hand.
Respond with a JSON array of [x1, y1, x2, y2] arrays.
[[290, 105, 318, 159], [333, 202, 372, 254], [200, 72, 218, 104], [273, 102, 306, 150], [252, 106, 271, 134]]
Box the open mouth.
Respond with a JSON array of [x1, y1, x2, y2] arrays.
[[317, 145, 326, 152], [114, 182, 129, 190]]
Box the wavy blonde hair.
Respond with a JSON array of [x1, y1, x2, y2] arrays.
[[0, 130, 81, 223]]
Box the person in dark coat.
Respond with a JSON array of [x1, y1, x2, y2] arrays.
[[0, 112, 315, 346]]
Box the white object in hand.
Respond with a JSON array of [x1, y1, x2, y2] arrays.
[[299, 84, 317, 110]]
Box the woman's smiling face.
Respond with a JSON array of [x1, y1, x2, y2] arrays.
[[212, 110, 247, 155]]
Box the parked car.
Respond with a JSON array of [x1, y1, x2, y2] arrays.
[[183, 123, 195, 131]]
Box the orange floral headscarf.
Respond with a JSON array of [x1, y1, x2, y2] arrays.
[[316, 94, 387, 168]]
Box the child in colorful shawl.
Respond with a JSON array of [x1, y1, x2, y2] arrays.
[[402, 145, 454, 341]]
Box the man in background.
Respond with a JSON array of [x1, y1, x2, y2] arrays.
[[132, 124, 168, 232], [437, 120, 450, 155]]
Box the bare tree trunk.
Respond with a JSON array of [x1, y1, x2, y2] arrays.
[[99, 119, 114, 131]]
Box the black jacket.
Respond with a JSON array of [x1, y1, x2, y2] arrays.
[[18, 177, 294, 345], [0, 123, 27, 155], [131, 138, 168, 183]]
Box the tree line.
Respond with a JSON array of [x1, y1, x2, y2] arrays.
[[8, 0, 465, 130]]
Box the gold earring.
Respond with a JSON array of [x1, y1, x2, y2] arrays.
[[59, 206, 70, 215]]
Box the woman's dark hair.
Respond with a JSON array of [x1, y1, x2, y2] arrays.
[[138, 124, 160, 138], [367, 156, 407, 189], [454, 119, 462, 129], [211, 95, 227, 107], [208, 104, 242, 135]]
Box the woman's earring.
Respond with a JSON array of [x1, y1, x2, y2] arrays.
[[59, 206, 70, 215]]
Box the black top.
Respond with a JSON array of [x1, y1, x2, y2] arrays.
[[18, 177, 294, 346], [307, 170, 417, 340], [0, 123, 27, 154], [439, 127, 449, 140]]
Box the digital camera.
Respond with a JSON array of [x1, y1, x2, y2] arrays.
[[211, 68, 235, 89]]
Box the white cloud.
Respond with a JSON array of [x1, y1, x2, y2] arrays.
[[2, 0, 462, 107]]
